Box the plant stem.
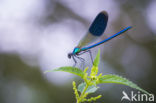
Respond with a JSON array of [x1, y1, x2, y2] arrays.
[[81, 84, 88, 96], [78, 83, 89, 103]]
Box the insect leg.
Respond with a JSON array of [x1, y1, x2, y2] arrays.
[[87, 50, 93, 64], [75, 56, 85, 70], [72, 56, 77, 67], [78, 50, 93, 64]]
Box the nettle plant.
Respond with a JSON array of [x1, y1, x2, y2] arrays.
[[45, 50, 149, 103]]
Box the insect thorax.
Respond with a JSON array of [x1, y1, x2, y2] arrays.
[[73, 47, 81, 54]]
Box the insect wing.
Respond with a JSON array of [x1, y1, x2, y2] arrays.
[[78, 11, 108, 48]]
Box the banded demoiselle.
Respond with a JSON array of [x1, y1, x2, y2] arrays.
[[68, 11, 132, 67]]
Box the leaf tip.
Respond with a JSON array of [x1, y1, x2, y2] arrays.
[[93, 49, 100, 67]]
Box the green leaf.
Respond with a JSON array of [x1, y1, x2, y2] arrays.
[[78, 82, 85, 93], [44, 66, 84, 78], [86, 85, 98, 93], [98, 74, 150, 95], [93, 49, 100, 67], [78, 82, 98, 94]]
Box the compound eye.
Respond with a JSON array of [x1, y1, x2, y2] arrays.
[[68, 53, 71, 59]]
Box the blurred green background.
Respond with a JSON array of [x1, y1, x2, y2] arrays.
[[0, 0, 156, 103]]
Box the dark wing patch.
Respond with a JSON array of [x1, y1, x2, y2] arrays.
[[89, 11, 108, 36]]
